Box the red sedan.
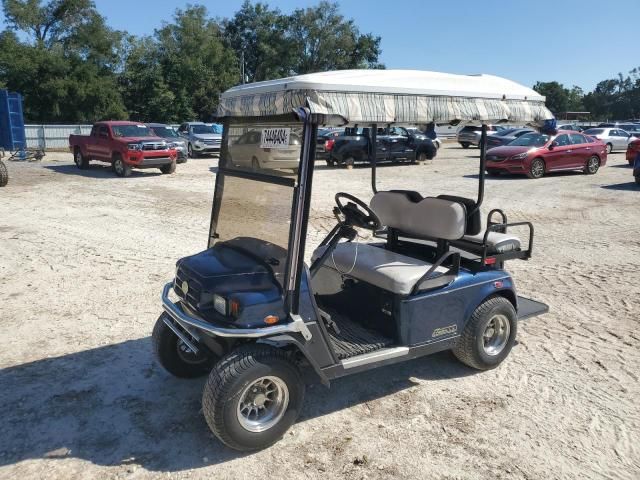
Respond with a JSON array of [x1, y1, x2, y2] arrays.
[[485, 130, 607, 179], [627, 138, 640, 165]]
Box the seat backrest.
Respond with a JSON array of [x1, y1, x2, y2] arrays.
[[437, 195, 482, 235], [370, 191, 467, 240]]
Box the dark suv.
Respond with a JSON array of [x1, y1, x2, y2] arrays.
[[327, 126, 437, 168]]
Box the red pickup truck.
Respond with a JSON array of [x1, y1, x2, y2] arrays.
[[69, 121, 177, 177]]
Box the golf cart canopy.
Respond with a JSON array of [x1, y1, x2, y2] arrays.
[[217, 69, 553, 126]]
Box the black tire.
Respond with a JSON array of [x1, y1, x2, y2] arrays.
[[344, 156, 355, 170], [606, 143, 613, 154], [74, 147, 89, 170], [635, 176, 640, 185], [113, 154, 132, 177], [152, 313, 215, 378], [177, 156, 187, 164], [160, 161, 176, 174], [0, 160, 8, 187], [528, 157, 545, 179], [188, 143, 199, 158], [486, 169, 501, 177], [326, 158, 335, 167], [460, 142, 470, 149], [585, 155, 600, 175], [416, 151, 428, 163], [453, 296, 517, 370], [202, 344, 304, 451]]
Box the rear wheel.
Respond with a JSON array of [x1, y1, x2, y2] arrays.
[[0, 160, 8, 187], [528, 158, 545, 179], [113, 154, 131, 177], [202, 344, 304, 451], [326, 158, 335, 167], [585, 155, 600, 174], [74, 148, 89, 169], [606, 143, 613, 154], [453, 296, 517, 370], [486, 169, 501, 177], [152, 313, 215, 378], [460, 142, 470, 149], [635, 176, 640, 185], [344, 156, 355, 170]]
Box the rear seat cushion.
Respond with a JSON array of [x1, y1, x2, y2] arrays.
[[313, 243, 450, 295], [370, 192, 466, 241], [458, 231, 521, 253]]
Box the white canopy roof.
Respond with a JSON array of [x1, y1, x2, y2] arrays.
[[217, 69, 553, 126]]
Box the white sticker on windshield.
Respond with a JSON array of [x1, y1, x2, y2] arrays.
[[260, 128, 291, 149]]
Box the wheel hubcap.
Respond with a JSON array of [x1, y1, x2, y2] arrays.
[[175, 340, 208, 365], [532, 161, 543, 177], [115, 160, 123, 173], [482, 314, 510, 356], [588, 157, 598, 172], [237, 376, 289, 433]]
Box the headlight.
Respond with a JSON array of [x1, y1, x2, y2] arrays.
[[511, 152, 528, 160], [213, 294, 226, 315], [128, 143, 142, 151]]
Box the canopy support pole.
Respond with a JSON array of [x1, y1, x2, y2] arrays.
[[371, 124, 377, 193], [474, 123, 488, 212]]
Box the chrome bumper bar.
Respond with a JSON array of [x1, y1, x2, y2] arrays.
[[161, 282, 312, 340]]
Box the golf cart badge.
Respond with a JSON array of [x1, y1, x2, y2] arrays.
[[432, 325, 457, 338]]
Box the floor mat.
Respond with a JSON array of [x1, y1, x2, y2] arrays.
[[324, 310, 394, 360]]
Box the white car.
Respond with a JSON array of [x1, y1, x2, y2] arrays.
[[228, 130, 301, 171], [583, 127, 634, 153]]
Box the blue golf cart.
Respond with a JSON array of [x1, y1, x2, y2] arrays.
[[153, 70, 551, 451]]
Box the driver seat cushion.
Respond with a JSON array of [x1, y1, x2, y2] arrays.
[[312, 243, 450, 295]]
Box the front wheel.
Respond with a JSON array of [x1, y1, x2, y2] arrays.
[[160, 161, 176, 174], [585, 155, 600, 175], [606, 143, 613, 154], [113, 155, 132, 177], [453, 296, 517, 370], [202, 344, 304, 451], [635, 176, 640, 186], [0, 160, 8, 187], [460, 142, 470, 149], [188, 143, 199, 158], [344, 156, 355, 170], [528, 158, 545, 179], [416, 151, 428, 163], [152, 313, 215, 378]]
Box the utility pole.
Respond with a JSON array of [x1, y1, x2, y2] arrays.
[[241, 51, 245, 84]]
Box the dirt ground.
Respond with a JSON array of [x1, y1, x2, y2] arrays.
[[1, 144, 638, 480]]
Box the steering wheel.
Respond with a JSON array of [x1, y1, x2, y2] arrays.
[[335, 192, 382, 231]]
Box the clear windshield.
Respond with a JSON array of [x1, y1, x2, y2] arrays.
[[112, 125, 153, 137], [584, 128, 604, 135], [508, 133, 550, 147], [151, 126, 179, 138], [193, 124, 222, 134]]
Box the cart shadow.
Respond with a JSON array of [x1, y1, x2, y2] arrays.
[[601, 182, 638, 191], [44, 164, 162, 179], [0, 339, 473, 472]]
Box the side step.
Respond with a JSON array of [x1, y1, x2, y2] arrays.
[[517, 296, 549, 321]]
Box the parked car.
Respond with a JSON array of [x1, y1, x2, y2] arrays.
[[557, 123, 583, 132], [315, 128, 344, 161], [627, 138, 640, 165], [597, 123, 640, 137], [328, 126, 437, 168], [485, 130, 607, 179], [634, 153, 640, 186], [485, 128, 535, 148], [583, 128, 634, 153], [228, 129, 301, 171], [69, 121, 177, 177], [456, 125, 506, 148], [147, 123, 187, 163], [177, 122, 222, 157], [406, 127, 441, 149]]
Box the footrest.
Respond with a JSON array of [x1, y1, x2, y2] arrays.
[[326, 311, 394, 360], [517, 296, 549, 320]]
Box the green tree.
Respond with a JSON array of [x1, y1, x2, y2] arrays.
[[223, 1, 293, 82], [154, 5, 239, 121], [287, 1, 383, 74], [533, 81, 569, 114]]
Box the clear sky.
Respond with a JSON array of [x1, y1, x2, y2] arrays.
[[3, 0, 639, 91]]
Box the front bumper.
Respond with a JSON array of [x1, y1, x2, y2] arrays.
[[127, 151, 176, 168], [161, 282, 311, 339], [193, 143, 221, 153], [486, 159, 527, 174]]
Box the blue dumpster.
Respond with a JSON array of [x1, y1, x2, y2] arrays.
[[0, 90, 26, 151]]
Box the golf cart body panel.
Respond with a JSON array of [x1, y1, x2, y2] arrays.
[[155, 69, 554, 451]]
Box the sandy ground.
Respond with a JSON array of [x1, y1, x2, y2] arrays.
[[0, 145, 639, 480]]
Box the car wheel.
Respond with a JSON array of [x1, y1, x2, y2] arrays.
[[0, 160, 8, 187], [251, 157, 260, 170], [74, 148, 89, 169], [585, 155, 600, 175], [486, 169, 501, 177], [528, 158, 545, 179], [202, 344, 304, 451], [453, 296, 517, 370], [635, 176, 640, 186], [460, 142, 470, 149], [326, 158, 335, 167], [152, 313, 216, 378], [160, 161, 176, 174], [113, 154, 131, 177], [606, 143, 613, 154], [344, 156, 355, 170], [188, 143, 199, 158], [416, 151, 428, 163]]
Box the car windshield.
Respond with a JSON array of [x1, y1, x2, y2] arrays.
[[507, 133, 549, 147], [151, 126, 179, 138], [112, 124, 153, 137], [192, 124, 222, 134], [584, 128, 604, 135], [460, 126, 481, 133]]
